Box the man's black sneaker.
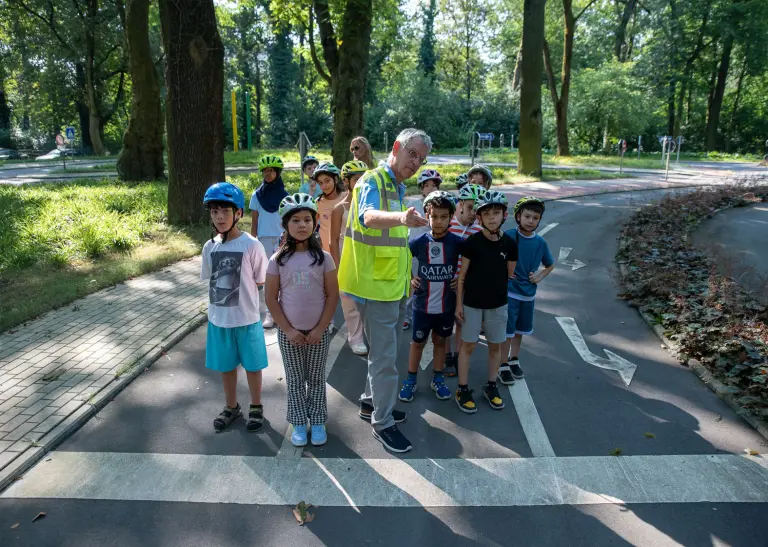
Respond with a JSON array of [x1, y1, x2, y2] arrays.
[[483, 383, 505, 410], [497, 363, 515, 385], [444, 352, 458, 377], [372, 424, 412, 453], [455, 388, 477, 414], [509, 359, 524, 379], [359, 401, 406, 423]]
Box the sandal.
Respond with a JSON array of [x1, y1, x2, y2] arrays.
[[246, 404, 264, 432], [214, 403, 242, 432]]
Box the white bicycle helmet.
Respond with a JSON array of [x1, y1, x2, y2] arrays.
[[279, 193, 318, 219], [423, 190, 456, 215], [417, 169, 443, 188], [468, 164, 493, 184], [474, 190, 508, 213]]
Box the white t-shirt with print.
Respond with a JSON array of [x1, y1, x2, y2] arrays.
[[201, 232, 268, 328]]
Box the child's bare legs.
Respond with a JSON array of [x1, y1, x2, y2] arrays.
[[500, 338, 512, 365], [454, 326, 464, 355], [432, 332, 447, 373], [487, 342, 501, 381], [407, 341, 427, 374], [508, 334, 523, 360], [458, 341, 476, 385], [246, 370, 262, 406], [221, 369, 238, 408]]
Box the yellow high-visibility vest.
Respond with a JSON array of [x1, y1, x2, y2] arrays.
[[337, 166, 410, 302]]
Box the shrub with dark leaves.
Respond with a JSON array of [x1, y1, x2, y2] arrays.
[[617, 179, 768, 421]]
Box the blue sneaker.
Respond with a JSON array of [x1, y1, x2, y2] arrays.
[[311, 424, 327, 446], [290, 424, 308, 447], [431, 374, 451, 400], [398, 375, 417, 402]]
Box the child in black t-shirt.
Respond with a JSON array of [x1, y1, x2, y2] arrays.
[[455, 190, 518, 414]]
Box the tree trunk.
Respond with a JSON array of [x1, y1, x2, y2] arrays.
[[706, 33, 733, 151], [614, 0, 637, 61], [666, 78, 676, 137], [117, 0, 165, 181], [726, 54, 747, 152], [511, 35, 523, 91], [159, 0, 225, 224], [85, 0, 107, 156], [518, 0, 546, 177], [75, 63, 93, 151]]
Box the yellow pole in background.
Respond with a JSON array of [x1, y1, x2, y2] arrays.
[[231, 89, 239, 153]]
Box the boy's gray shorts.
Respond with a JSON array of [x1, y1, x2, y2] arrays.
[[461, 304, 507, 344]]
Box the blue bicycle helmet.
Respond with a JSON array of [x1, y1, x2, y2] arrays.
[[204, 182, 245, 210]]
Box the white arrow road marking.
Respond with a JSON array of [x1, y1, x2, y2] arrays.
[[537, 223, 558, 237], [558, 247, 586, 271], [555, 317, 638, 386]]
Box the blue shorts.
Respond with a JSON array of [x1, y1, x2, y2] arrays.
[[506, 297, 535, 337], [206, 322, 269, 373], [412, 309, 454, 343]]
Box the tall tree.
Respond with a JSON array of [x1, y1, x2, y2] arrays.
[[266, 18, 298, 146], [117, 0, 164, 181], [312, 0, 373, 166], [614, 0, 637, 61], [159, 0, 224, 223], [518, 0, 546, 176], [419, 0, 437, 76], [543, 0, 598, 156]]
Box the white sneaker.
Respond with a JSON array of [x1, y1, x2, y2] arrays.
[[329, 320, 336, 332], [262, 312, 275, 329], [350, 343, 368, 356]]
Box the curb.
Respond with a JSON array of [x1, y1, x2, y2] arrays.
[[617, 241, 768, 442], [0, 312, 208, 492]]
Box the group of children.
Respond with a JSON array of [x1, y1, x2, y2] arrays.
[[200, 149, 554, 449]]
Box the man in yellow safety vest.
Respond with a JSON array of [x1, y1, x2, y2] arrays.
[[337, 128, 431, 453]]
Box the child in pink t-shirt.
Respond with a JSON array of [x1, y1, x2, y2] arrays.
[[265, 193, 339, 448]]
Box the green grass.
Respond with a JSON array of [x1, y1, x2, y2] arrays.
[[0, 164, 627, 332], [50, 164, 117, 174]]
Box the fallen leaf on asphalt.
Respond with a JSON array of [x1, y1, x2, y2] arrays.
[[31, 512, 46, 522], [10, 523, 19, 529], [744, 448, 760, 456], [644, 432, 656, 438], [293, 501, 314, 525], [277, 377, 283, 382], [609, 448, 623, 456]]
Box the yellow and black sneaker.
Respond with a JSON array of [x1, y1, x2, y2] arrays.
[[455, 387, 477, 414], [483, 382, 505, 410]]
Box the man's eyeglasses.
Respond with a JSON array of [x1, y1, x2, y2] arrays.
[[405, 146, 428, 166]]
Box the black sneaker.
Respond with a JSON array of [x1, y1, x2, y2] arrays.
[[483, 383, 505, 410], [359, 401, 406, 423], [455, 388, 477, 414], [509, 358, 524, 379], [372, 425, 412, 453], [444, 352, 458, 377], [497, 363, 515, 385]]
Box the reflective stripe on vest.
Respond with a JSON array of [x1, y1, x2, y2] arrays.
[[337, 166, 410, 302]]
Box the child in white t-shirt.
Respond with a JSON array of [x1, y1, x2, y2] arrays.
[[202, 182, 269, 433]]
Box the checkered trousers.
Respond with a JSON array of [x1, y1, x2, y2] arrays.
[[277, 327, 331, 426]]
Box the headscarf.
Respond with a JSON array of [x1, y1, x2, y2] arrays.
[[254, 174, 288, 213]]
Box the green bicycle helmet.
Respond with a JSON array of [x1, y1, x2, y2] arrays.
[[474, 189, 508, 213], [258, 155, 284, 171], [341, 160, 368, 179], [423, 190, 456, 216], [468, 164, 493, 185], [513, 196, 545, 218], [278, 193, 318, 219], [311, 162, 341, 180], [457, 183, 485, 202]]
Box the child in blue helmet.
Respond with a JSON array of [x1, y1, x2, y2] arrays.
[[202, 182, 270, 433]]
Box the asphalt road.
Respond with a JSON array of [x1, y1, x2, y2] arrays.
[[2, 189, 768, 546], [692, 203, 768, 304]]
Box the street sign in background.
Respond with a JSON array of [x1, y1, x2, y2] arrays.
[[478, 133, 494, 141], [65, 127, 75, 141]]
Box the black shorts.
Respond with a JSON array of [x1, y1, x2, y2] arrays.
[[412, 309, 455, 343]]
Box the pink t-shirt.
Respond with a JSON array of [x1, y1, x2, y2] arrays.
[[266, 250, 336, 330]]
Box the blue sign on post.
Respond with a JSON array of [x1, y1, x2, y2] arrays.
[[66, 126, 75, 141], [478, 133, 494, 141]]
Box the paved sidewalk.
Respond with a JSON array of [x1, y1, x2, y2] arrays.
[[0, 258, 208, 482], [0, 170, 739, 486]]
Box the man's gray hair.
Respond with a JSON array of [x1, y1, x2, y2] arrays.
[[388, 128, 433, 161]]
